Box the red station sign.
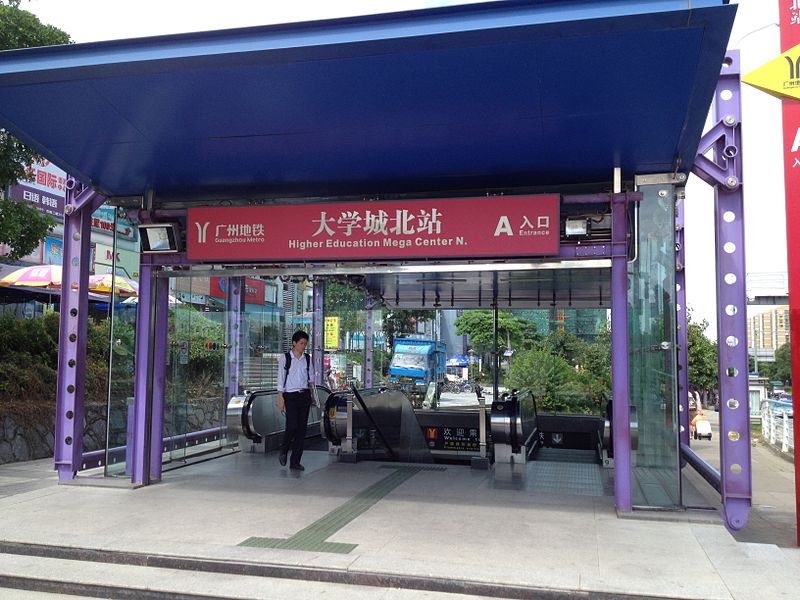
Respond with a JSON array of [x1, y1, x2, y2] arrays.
[[188, 195, 560, 262], [779, 0, 800, 547]]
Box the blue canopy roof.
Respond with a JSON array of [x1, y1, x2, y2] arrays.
[[447, 354, 471, 367], [0, 0, 735, 202]]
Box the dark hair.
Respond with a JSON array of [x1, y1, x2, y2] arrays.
[[291, 330, 309, 343]]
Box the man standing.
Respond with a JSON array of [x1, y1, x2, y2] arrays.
[[277, 331, 315, 471]]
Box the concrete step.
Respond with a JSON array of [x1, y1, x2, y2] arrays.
[[0, 552, 501, 600]]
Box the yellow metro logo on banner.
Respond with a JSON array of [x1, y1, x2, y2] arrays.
[[743, 42, 800, 101], [324, 316, 340, 350]]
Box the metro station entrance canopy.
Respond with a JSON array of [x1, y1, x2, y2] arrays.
[[0, 1, 746, 528], [0, 0, 734, 201]]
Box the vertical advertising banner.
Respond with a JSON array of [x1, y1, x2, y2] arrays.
[[779, 0, 800, 545], [324, 316, 340, 350]]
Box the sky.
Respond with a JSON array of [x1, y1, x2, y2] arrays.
[[19, 0, 788, 340]]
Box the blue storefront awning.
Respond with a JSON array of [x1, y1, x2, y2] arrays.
[[0, 1, 735, 202], [447, 355, 470, 367]]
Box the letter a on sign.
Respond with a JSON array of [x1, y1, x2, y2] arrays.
[[792, 127, 800, 153], [494, 216, 513, 237]]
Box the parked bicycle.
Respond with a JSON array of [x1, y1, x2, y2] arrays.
[[443, 380, 474, 394]]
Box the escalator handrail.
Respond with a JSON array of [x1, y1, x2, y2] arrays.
[[242, 385, 331, 442], [349, 384, 398, 460]]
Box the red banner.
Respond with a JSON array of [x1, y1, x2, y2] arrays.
[[188, 195, 559, 261], [210, 276, 266, 305], [779, 0, 800, 547]]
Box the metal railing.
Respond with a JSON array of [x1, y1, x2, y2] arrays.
[[761, 399, 794, 453]]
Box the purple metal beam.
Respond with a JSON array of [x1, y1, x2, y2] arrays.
[[312, 280, 325, 385], [224, 277, 244, 402], [364, 292, 376, 388], [54, 182, 105, 481], [148, 275, 169, 482], [691, 50, 751, 531], [610, 191, 632, 512], [131, 254, 156, 486], [676, 200, 690, 449], [563, 192, 643, 205]]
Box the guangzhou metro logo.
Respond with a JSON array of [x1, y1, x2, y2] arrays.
[[195, 221, 209, 243], [194, 220, 266, 244], [785, 54, 800, 90]]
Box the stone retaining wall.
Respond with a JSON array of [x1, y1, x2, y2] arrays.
[[0, 398, 223, 466]]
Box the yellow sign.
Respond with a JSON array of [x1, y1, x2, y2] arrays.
[[743, 42, 800, 101], [324, 316, 340, 350]]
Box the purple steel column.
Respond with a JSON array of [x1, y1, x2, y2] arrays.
[[364, 293, 375, 388], [54, 183, 104, 481], [712, 52, 751, 531], [131, 254, 156, 486], [312, 280, 325, 385], [148, 275, 169, 482], [611, 192, 632, 512], [691, 51, 751, 531], [676, 200, 690, 448], [224, 277, 244, 402]]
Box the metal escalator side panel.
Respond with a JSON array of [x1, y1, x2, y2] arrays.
[[351, 386, 434, 464], [323, 392, 343, 444]]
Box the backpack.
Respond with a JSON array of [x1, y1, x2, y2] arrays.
[[284, 351, 311, 386]]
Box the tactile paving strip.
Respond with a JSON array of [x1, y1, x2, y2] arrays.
[[239, 465, 445, 553]]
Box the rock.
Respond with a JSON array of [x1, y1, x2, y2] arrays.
[[0, 441, 13, 464], [12, 436, 30, 461]]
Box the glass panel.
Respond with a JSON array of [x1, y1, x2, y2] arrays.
[[323, 279, 366, 392], [164, 276, 192, 466], [102, 210, 138, 477], [163, 274, 232, 470], [504, 308, 610, 417], [629, 184, 679, 507]]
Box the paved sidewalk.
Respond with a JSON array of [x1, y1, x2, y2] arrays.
[[0, 434, 797, 600], [688, 410, 797, 547]]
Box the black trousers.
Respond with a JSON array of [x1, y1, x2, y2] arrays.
[[281, 390, 312, 466]]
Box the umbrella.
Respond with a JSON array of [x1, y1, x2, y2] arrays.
[[88, 273, 139, 296], [0, 264, 62, 288], [121, 294, 182, 305]]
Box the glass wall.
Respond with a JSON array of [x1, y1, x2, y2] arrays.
[[628, 183, 680, 507], [162, 275, 235, 471], [101, 287, 137, 477]]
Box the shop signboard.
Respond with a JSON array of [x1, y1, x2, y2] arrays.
[[188, 194, 559, 261], [93, 243, 139, 279], [209, 276, 266, 305], [44, 237, 63, 265], [90, 205, 137, 241], [9, 159, 66, 218]]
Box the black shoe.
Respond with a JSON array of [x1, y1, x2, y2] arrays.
[[279, 452, 287, 466], [290, 464, 305, 471]]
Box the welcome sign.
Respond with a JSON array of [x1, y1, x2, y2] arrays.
[[187, 195, 559, 261]]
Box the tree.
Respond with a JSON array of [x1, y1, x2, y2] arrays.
[[0, 2, 70, 259], [505, 349, 596, 414], [774, 342, 791, 385], [383, 309, 431, 348], [324, 278, 365, 340], [536, 329, 588, 367], [454, 309, 539, 355], [686, 310, 718, 397]]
